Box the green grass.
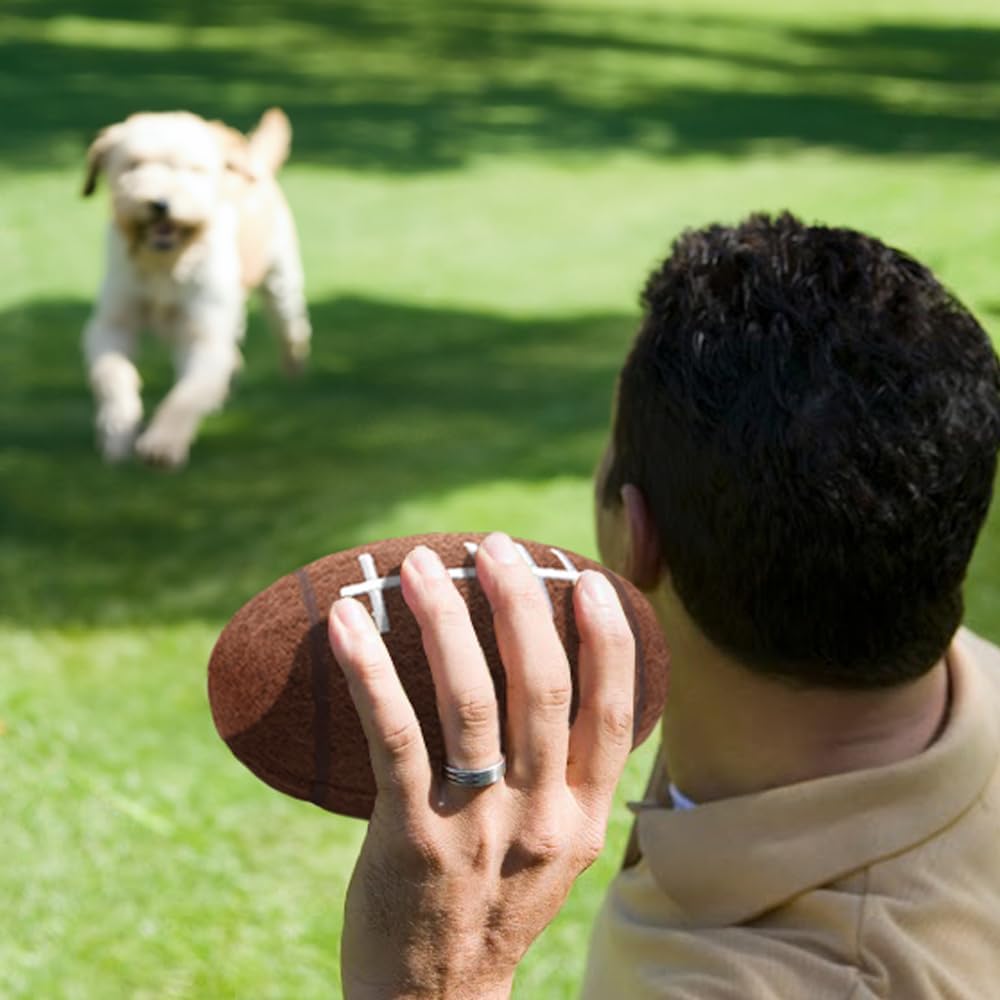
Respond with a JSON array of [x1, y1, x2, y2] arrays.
[[2, 0, 999, 996]]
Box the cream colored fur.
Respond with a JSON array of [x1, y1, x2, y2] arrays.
[[82, 108, 311, 467]]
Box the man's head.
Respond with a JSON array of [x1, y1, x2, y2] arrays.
[[599, 212, 1000, 689]]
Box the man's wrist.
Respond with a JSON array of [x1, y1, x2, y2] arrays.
[[343, 973, 514, 1000]]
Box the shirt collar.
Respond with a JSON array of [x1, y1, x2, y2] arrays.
[[634, 629, 1000, 926]]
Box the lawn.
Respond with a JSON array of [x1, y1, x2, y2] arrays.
[[2, 0, 999, 997]]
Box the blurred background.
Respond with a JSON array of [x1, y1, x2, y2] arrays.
[[2, 0, 998, 996]]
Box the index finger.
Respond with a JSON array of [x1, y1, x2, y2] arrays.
[[328, 596, 433, 809]]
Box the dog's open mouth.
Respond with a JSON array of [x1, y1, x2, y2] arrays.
[[149, 220, 182, 252], [121, 216, 198, 257]]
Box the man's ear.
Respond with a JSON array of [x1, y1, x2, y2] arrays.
[[620, 483, 663, 590], [82, 123, 122, 197]]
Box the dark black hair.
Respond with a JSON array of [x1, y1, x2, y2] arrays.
[[603, 212, 1000, 687]]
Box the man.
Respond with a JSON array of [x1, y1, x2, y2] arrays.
[[328, 213, 1000, 997]]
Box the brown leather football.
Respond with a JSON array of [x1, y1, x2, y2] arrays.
[[208, 533, 669, 819]]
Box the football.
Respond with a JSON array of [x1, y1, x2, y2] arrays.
[[208, 533, 670, 819]]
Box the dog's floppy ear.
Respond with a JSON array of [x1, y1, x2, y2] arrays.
[[82, 123, 123, 197], [208, 120, 260, 180]]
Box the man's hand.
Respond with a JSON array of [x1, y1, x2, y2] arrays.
[[328, 531, 636, 999]]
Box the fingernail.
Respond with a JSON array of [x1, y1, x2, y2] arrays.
[[578, 570, 617, 607], [332, 597, 374, 632], [407, 544, 446, 579], [481, 532, 519, 564]]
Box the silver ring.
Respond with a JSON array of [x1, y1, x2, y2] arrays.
[[442, 755, 507, 788]]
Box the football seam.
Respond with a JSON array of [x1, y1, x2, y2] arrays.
[[237, 752, 372, 800], [211, 535, 668, 820], [295, 568, 334, 810]]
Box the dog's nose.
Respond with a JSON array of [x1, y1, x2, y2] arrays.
[[149, 198, 170, 218]]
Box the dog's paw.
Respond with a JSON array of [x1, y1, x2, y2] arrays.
[[97, 401, 142, 463], [280, 320, 311, 378], [100, 429, 138, 464], [135, 424, 191, 469]]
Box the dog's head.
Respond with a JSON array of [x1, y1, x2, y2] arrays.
[[83, 111, 254, 255]]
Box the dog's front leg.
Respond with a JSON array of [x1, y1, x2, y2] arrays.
[[84, 316, 143, 463], [260, 209, 312, 376], [135, 330, 240, 469]]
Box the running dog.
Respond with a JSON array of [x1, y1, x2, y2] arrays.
[[82, 108, 311, 467]]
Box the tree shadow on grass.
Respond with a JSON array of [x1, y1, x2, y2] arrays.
[[0, 294, 631, 627], [3, 291, 997, 642], [1, 1, 998, 172]]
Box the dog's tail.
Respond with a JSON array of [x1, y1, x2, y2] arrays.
[[247, 108, 292, 175]]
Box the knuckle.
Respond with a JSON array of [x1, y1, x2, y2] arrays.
[[379, 718, 424, 759], [400, 829, 447, 875], [514, 816, 570, 869], [598, 700, 634, 745], [371, 810, 445, 876], [341, 655, 390, 701], [529, 681, 573, 716], [353, 649, 389, 677], [390, 818, 501, 879], [450, 687, 499, 734]]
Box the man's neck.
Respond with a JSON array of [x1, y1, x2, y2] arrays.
[[655, 593, 951, 805]]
